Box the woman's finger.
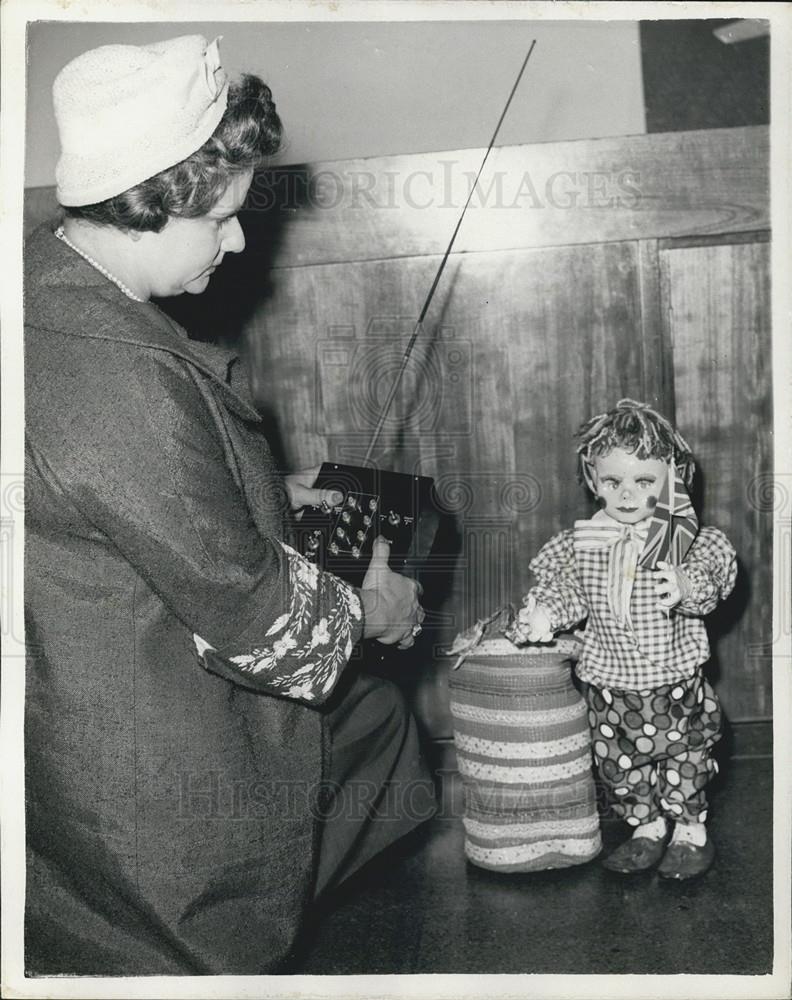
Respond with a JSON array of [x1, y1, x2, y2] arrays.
[[366, 536, 392, 574], [318, 488, 344, 509], [285, 467, 342, 511]]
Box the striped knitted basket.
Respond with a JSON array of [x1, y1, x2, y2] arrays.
[[449, 638, 602, 872]]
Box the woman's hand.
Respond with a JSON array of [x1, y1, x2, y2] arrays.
[[360, 537, 425, 648], [284, 465, 343, 514], [654, 561, 692, 610]]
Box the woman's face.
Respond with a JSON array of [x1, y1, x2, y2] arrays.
[[138, 170, 253, 298]]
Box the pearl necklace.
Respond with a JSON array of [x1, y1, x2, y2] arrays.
[[54, 226, 145, 303]]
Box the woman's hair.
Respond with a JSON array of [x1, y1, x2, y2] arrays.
[[63, 74, 281, 232], [575, 398, 695, 488]]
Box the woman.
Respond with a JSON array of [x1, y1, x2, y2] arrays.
[[25, 34, 434, 975]]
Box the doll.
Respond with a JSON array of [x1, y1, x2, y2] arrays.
[[512, 399, 736, 880]]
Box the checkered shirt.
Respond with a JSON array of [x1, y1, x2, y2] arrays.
[[525, 525, 737, 690]]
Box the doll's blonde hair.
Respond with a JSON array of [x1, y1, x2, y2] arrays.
[[576, 399, 695, 492]]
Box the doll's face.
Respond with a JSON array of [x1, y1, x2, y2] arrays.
[[591, 448, 668, 524]]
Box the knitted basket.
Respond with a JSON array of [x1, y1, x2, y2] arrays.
[[449, 638, 601, 872]]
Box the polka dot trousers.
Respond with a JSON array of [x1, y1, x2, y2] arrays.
[[585, 670, 722, 826]]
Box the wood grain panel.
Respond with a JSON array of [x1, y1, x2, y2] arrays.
[[662, 242, 772, 721], [637, 239, 676, 418], [240, 126, 768, 267]]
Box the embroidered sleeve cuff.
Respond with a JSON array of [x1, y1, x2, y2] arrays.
[[676, 529, 737, 617], [193, 542, 364, 704], [675, 561, 719, 616]]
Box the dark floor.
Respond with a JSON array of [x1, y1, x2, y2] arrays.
[[294, 731, 773, 976]]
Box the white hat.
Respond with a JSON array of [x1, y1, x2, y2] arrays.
[[54, 34, 229, 206]]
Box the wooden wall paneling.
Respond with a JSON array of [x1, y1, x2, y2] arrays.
[[661, 241, 772, 721], [637, 239, 676, 419], [246, 126, 768, 268], [248, 256, 444, 472], [658, 230, 771, 251]]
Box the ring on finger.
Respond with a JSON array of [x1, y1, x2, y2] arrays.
[[411, 623, 423, 637]]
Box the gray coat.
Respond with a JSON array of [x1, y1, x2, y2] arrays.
[[24, 224, 359, 974]]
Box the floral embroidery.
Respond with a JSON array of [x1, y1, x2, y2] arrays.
[[193, 542, 363, 704], [310, 618, 331, 648], [272, 634, 298, 659]]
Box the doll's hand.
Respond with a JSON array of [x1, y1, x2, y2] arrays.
[[514, 597, 555, 643], [654, 561, 692, 610]]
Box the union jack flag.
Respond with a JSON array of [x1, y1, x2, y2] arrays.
[[639, 464, 699, 569]]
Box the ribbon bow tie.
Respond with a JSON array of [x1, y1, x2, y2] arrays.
[[573, 519, 650, 550], [573, 517, 651, 627]]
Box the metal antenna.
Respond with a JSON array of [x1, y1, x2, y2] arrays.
[[362, 41, 537, 465]]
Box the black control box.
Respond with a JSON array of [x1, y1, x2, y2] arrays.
[[295, 463, 438, 587]]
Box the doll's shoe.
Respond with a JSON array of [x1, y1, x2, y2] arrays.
[[601, 835, 668, 873], [657, 838, 715, 880]]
